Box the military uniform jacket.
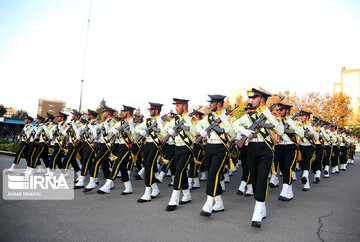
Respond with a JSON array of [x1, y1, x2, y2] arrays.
[[164, 112, 197, 147], [109, 117, 137, 144], [20, 123, 34, 142], [300, 121, 316, 146], [278, 116, 304, 145], [135, 116, 164, 143], [93, 118, 117, 144]]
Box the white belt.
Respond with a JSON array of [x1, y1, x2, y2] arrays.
[[300, 143, 311, 146], [206, 140, 223, 144], [175, 143, 186, 147], [249, 137, 264, 143], [277, 141, 293, 145]]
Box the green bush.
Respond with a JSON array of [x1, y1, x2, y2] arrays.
[[0, 143, 21, 153], [0, 137, 10, 144]]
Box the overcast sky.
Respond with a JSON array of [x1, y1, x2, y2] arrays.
[[1, 0, 359, 117]]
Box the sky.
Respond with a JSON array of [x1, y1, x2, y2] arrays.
[[1, 0, 360, 117]]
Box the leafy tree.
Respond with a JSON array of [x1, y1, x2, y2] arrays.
[[95, 99, 106, 121], [0, 104, 6, 117], [10, 110, 28, 119]]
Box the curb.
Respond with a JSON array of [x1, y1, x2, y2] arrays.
[[0, 150, 16, 157]]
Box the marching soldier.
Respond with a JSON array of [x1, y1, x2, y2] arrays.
[[75, 109, 100, 189], [233, 89, 284, 228], [321, 121, 332, 178], [195, 95, 236, 217], [97, 105, 138, 195], [330, 125, 340, 174], [274, 103, 304, 201], [164, 98, 197, 211], [236, 103, 256, 197], [339, 128, 350, 171], [312, 117, 326, 183], [83, 106, 117, 192], [299, 110, 316, 191], [24, 115, 45, 176], [48, 112, 69, 179], [136, 102, 165, 203], [32, 112, 55, 174], [6, 116, 34, 173]]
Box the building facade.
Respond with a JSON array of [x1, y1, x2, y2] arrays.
[[38, 99, 66, 116]]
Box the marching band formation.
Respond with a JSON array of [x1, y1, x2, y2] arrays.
[[6, 88, 358, 228]]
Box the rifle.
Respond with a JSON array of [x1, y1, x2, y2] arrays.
[[236, 96, 285, 148], [107, 115, 144, 141], [284, 110, 301, 134], [135, 111, 172, 144], [162, 106, 203, 144], [195, 105, 239, 145], [304, 118, 320, 139]]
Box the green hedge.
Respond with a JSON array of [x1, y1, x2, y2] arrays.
[[0, 143, 21, 153], [0, 137, 10, 144]]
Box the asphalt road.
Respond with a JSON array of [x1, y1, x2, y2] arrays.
[[0, 153, 359, 242]]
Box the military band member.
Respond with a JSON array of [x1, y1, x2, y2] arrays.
[[6, 116, 34, 173], [97, 105, 137, 195], [299, 110, 315, 191], [164, 98, 197, 211], [321, 121, 332, 178], [195, 95, 236, 217], [339, 128, 350, 171], [275, 103, 304, 201], [75, 109, 100, 189], [136, 102, 164, 203], [83, 106, 117, 192], [24, 115, 45, 176], [233, 89, 284, 227], [236, 103, 256, 197], [32, 112, 55, 173], [48, 112, 69, 179], [329, 125, 340, 174], [311, 117, 325, 183]]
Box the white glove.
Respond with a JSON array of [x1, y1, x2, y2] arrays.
[[49, 135, 54, 141], [307, 125, 314, 132], [184, 114, 192, 123], [286, 118, 295, 126], [241, 128, 254, 137], [220, 113, 229, 122], [128, 119, 134, 127], [139, 130, 147, 136], [156, 117, 163, 126], [168, 128, 175, 136], [262, 108, 274, 120], [320, 127, 325, 132], [236, 134, 242, 140], [200, 129, 208, 137]]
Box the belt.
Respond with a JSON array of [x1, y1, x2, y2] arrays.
[[277, 141, 293, 145], [206, 140, 223, 144], [249, 137, 264, 143]]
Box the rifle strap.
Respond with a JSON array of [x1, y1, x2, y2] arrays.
[[247, 111, 275, 153]]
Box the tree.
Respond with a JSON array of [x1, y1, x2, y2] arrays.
[[95, 99, 106, 121], [10, 110, 28, 119], [0, 104, 6, 117]]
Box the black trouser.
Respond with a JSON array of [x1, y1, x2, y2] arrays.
[[276, 144, 297, 185], [331, 146, 340, 167], [240, 146, 251, 184], [323, 145, 332, 168], [32, 142, 49, 168], [62, 143, 81, 173], [27, 142, 39, 167], [204, 144, 228, 197], [339, 146, 347, 165], [273, 146, 280, 174], [161, 144, 176, 174], [299, 145, 315, 172], [313, 144, 324, 172], [110, 144, 131, 181], [188, 144, 204, 178], [50, 143, 64, 170], [247, 142, 273, 202], [90, 143, 111, 179], [173, 146, 193, 190], [13, 141, 29, 165], [133, 144, 143, 171], [349, 146, 355, 160], [81, 143, 96, 176], [143, 142, 160, 187]]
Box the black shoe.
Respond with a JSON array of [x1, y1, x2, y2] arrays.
[[179, 200, 191, 205], [212, 209, 224, 213], [96, 189, 108, 194], [168, 183, 173, 187], [83, 188, 94, 193], [121, 191, 132, 195], [236, 190, 244, 196], [251, 221, 261, 228], [301, 177, 307, 184], [192, 186, 200, 190], [134, 174, 142, 180], [225, 181, 230, 184], [314, 177, 320, 183], [151, 193, 160, 199], [165, 205, 177, 211], [278, 196, 290, 201], [324, 170, 329, 175], [244, 193, 253, 197], [302, 188, 310, 191], [200, 210, 211, 217], [137, 198, 151, 203], [74, 185, 84, 189], [335, 171, 340, 174]]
